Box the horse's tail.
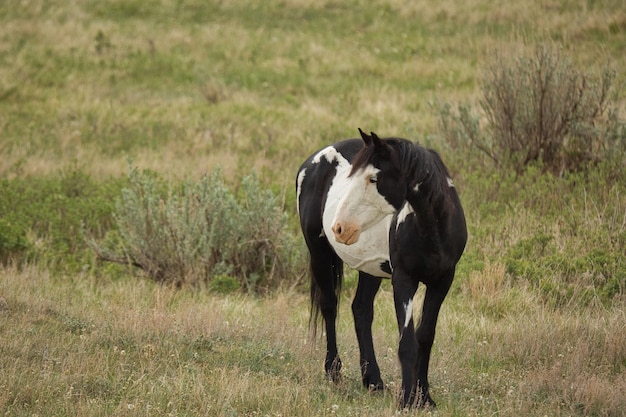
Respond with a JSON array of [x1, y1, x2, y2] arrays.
[[309, 250, 343, 338]]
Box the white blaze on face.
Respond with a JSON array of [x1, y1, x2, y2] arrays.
[[320, 157, 394, 278], [332, 164, 396, 244]]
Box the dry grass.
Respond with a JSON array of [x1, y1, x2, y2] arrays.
[[1, 264, 624, 416]]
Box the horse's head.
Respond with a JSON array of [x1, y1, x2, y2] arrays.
[[331, 129, 405, 245]]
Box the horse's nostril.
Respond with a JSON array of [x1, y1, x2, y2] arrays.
[[332, 221, 360, 245]]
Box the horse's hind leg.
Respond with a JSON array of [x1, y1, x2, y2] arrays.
[[309, 240, 344, 382], [352, 272, 384, 391]]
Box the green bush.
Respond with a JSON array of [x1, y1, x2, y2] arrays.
[[425, 164, 625, 307], [455, 155, 625, 307], [0, 215, 29, 264], [436, 43, 626, 175], [209, 274, 241, 294], [90, 167, 304, 292], [0, 166, 122, 269], [434, 43, 626, 305], [503, 226, 625, 307]]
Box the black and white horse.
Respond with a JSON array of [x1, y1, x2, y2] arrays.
[[296, 129, 467, 408]]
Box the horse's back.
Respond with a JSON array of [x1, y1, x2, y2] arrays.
[[297, 139, 363, 179]]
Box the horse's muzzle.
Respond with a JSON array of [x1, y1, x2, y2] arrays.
[[332, 221, 360, 245]]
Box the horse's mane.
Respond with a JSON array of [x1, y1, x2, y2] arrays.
[[351, 137, 453, 209]]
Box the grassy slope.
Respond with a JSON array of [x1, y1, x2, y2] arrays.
[[1, 0, 623, 181], [1, 0, 626, 416]]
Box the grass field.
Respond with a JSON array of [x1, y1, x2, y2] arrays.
[[1, 0, 626, 416], [2, 264, 625, 416]]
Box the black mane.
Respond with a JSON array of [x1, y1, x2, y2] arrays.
[[350, 137, 453, 209]]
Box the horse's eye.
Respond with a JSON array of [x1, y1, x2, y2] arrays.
[[368, 176, 378, 184]]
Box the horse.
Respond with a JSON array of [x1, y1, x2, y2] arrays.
[[295, 129, 467, 408]]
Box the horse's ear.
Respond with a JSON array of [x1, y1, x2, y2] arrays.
[[358, 128, 372, 146], [370, 131, 384, 149], [370, 131, 392, 158]]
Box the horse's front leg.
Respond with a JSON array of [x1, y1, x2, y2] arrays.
[[352, 272, 384, 391], [412, 273, 454, 408], [392, 271, 419, 408]]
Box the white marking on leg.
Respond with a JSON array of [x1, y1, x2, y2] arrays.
[[447, 177, 455, 187], [403, 298, 413, 329]]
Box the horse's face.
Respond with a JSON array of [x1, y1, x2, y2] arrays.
[[331, 131, 405, 245]]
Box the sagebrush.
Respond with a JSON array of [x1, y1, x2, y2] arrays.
[[436, 43, 626, 175], [90, 167, 303, 291]]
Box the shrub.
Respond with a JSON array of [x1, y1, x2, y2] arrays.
[[503, 227, 625, 307], [209, 274, 241, 294], [0, 215, 29, 264], [0, 166, 122, 269], [89, 167, 303, 292], [436, 43, 626, 175], [456, 156, 626, 307]]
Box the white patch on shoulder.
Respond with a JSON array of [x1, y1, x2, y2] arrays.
[[403, 298, 413, 329], [312, 146, 341, 165], [296, 168, 306, 215], [396, 201, 414, 232], [447, 177, 455, 187]]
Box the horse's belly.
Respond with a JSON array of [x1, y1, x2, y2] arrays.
[[323, 212, 392, 278]]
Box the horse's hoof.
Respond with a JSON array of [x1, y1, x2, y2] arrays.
[[417, 391, 436, 409], [363, 376, 385, 392], [325, 356, 343, 383], [398, 390, 436, 410]]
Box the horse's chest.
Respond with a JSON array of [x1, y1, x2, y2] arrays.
[[321, 172, 392, 278]]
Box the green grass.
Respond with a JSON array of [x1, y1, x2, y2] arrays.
[[1, 0, 626, 415]]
